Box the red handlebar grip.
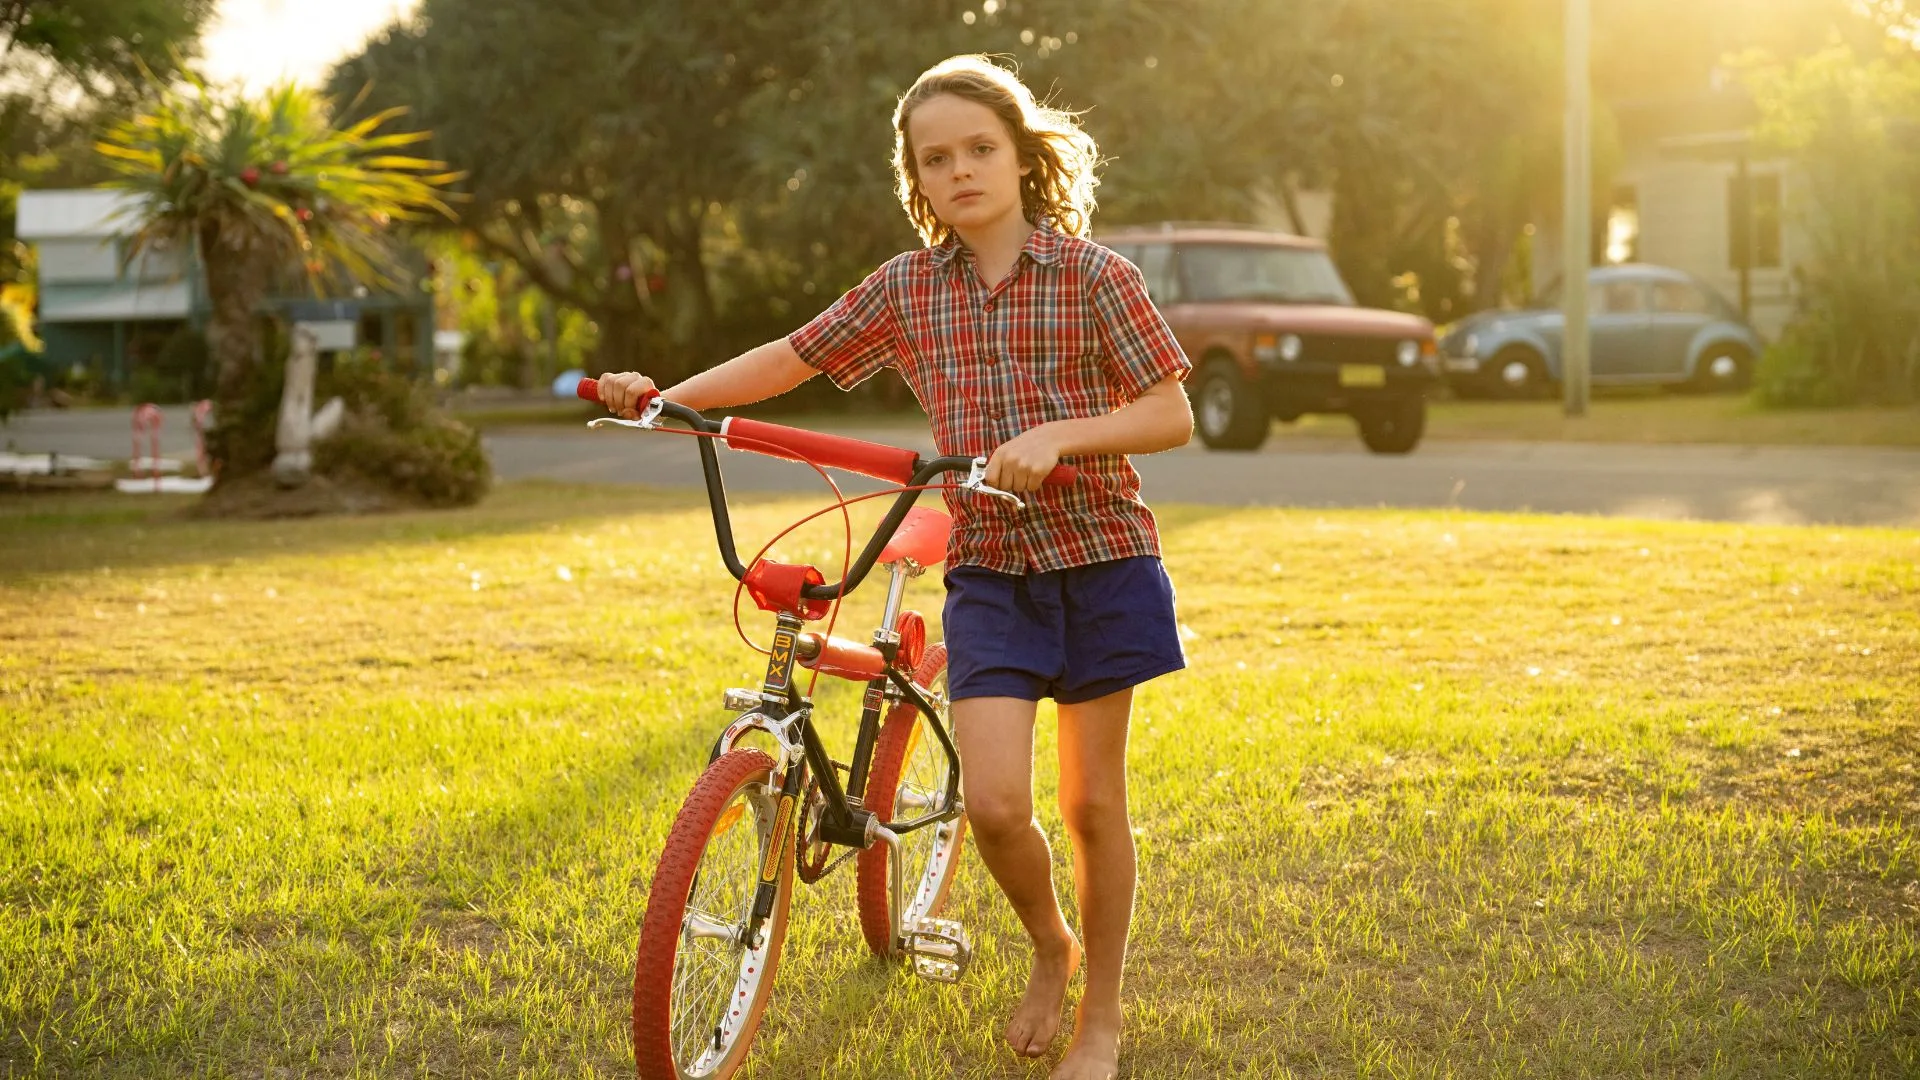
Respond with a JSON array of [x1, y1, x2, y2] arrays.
[[724, 417, 920, 484], [578, 377, 661, 414], [1044, 464, 1079, 486]]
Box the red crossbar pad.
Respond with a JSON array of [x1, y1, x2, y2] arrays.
[[797, 633, 889, 682], [1044, 464, 1078, 486], [722, 417, 920, 484]]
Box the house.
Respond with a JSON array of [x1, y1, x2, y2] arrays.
[[15, 190, 189, 389], [1536, 81, 1805, 341], [14, 188, 435, 393]]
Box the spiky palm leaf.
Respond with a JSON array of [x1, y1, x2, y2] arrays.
[[95, 76, 458, 408]]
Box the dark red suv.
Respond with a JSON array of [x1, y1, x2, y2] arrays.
[[1101, 223, 1440, 454]]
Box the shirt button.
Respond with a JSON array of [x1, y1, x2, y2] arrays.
[[983, 300, 995, 312], [986, 353, 999, 365], [990, 408, 1005, 420]]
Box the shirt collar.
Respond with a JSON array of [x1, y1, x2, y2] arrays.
[[927, 220, 1063, 271]]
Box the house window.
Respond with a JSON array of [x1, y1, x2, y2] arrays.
[[1729, 172, 1782, 270], [1606, 186, 1639, 264]]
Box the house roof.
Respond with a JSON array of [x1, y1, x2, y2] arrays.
[[15, 189, 147, 241], [38, 281, 191, 323]]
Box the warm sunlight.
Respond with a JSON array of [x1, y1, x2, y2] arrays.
[[200, 0, 418, 90]]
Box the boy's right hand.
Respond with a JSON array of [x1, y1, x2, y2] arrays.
[[597, 372, 658, 419]]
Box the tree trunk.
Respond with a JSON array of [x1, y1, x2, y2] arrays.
[[665, 206, 717, 365], [198, 224, 267, 405], [197, 224, 275, 482], [593, 297, 648, 383], [1469, 216, 1517, 313]]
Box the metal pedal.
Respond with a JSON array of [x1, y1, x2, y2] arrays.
[[902, 917, 972, 983]]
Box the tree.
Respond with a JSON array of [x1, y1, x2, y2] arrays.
[[1747, 44, 1920, 405], [1, 0, 216, 283], [331, 0, 883, 384], [95, 79, 458, 478]]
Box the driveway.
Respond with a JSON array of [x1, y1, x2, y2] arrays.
[[8, 405, 1919, 527]]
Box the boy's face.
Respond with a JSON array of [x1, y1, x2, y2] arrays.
[[907, 93, 1031, 238]]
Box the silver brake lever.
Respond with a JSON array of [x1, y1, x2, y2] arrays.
[[585, 395, 666, 432], [964, 456, 1026, 512]]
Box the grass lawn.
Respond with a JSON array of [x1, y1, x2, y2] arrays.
[[2, 483, 1916, 1078]]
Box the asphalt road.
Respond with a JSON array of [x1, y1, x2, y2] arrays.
[[9, 405, 1919, 528]]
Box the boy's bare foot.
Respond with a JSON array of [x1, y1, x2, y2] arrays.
[[1005, 931, 1082, 1057], [1050, 1001, 1122, 1080]]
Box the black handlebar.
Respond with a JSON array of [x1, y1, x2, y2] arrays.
[[650, 400, 973, 602]]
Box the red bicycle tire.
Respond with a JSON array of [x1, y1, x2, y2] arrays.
[[632, 748, 794, 1080], [856, 644, 969, 956]]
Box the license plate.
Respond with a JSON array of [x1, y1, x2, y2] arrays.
[[1339, 364, 1386, 388]]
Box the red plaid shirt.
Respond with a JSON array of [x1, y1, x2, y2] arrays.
[[788, 224, 1192, 574]]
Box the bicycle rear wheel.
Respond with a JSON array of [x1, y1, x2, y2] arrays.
[[632, 748, 793, 1080], [857, 644, 969, 956]]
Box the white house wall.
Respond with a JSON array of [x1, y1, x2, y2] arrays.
[[34, 238, 121, 285], [1625, 158, 1802, 340]]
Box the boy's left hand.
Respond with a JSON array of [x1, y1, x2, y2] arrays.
[[985, 424, 1068, 494]]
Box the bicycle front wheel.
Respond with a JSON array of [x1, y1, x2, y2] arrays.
[[858, 644, 969, 956], [632, 748, 794, 1080]]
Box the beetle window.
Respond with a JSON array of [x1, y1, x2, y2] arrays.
[[1591, 280, 1645, 315], [1651, 280, 1712, 315]]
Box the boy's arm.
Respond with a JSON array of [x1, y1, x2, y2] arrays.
[[1048, 375, 1193, 456], [663, 339, 818, 412], [600, 338, 818, 417], [984, 375, 1193, 492]]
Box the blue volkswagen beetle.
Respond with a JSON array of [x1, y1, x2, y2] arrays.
[[1437, 265, 1765, 397]]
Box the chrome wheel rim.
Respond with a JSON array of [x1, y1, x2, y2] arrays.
[[1709, 355, 1738, 380], [670, 782, 778, 1078], [896, 671, 961, 925], [1501, 360, 1532, 386], [1200, 377, 1235, 437]]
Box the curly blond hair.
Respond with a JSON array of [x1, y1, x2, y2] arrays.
[[892, 55, 1101, 246]]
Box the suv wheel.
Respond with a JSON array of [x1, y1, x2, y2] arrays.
[[1195, 359, 1270, 451], [1354, 397, 1426, 455]]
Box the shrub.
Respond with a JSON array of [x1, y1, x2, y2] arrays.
[[0, 346, 30, 422], [313, 356, 490, 507], [1754, 319, 1856, 409]]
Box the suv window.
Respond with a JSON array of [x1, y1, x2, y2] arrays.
[[1178, 243, 1353, 305], [1130, 242, 1181, 305]]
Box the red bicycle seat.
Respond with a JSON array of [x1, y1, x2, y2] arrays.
[[877, 506, 950, 569]]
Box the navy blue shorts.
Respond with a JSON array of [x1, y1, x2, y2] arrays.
[[942, 556, 1186, 704]]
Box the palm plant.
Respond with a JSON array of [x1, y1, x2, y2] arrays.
[[95, 77, 456, 472]]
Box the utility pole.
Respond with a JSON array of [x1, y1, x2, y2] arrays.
[[1563, 0, 1592, 417]]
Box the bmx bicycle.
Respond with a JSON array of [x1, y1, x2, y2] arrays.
[[576, 379, 1075, 1079]]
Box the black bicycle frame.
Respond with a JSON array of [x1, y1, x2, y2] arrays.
[[654, 401, 968, 875]]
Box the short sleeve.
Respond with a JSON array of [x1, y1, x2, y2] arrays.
[[1089, 255, 1192, 404], [787, 257, 904, 391]]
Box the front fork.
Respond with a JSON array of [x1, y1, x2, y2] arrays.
[[739, 563, 921, 936]]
